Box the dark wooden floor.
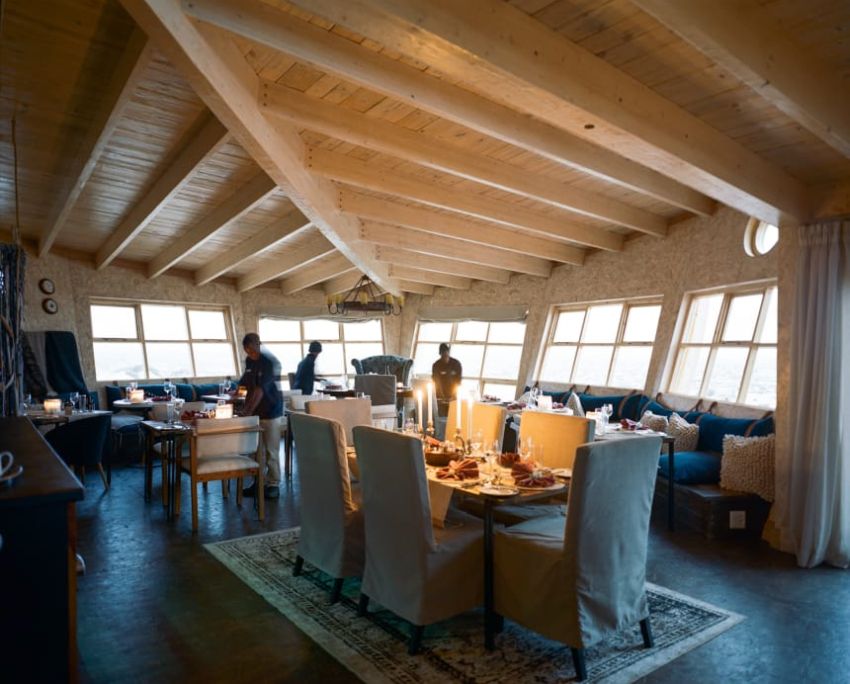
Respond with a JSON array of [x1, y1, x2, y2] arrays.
[[75, 446, 850, 683]]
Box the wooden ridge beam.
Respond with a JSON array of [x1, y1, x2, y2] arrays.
[[339, 189, 585, 266], [359, 220, 554, 278], [387, 265, 471, 290], [40, 30, 154, 257], [148, 172, 277, 278], [633, 0, 850, 159], [194, 211, 311, 285], [122, 0, 399, 293], [95, 113, 230, 269], [339, 0, 810, 225], [310, 148, 618, 251], [182, 0, 714, 215], [398, 280, 435, 296], [261, 81, 666, 235], [280, 252, 355, 294], [236, 233, 335, 291], [375, 246, 510, 284]]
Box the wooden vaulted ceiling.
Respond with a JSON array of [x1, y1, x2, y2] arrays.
[[1, 0, 849, 297]]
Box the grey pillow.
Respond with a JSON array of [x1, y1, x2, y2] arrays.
[[566, 391, 584, 417]]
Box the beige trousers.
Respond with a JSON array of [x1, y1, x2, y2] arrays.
[[259, 417, 282, 487]]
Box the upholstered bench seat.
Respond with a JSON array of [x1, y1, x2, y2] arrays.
[[181, 455, 259, 476], [658, 450, 722, 485]]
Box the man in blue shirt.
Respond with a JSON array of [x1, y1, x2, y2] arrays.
[[293, 341, 322, 394], [239, 333, 284, 499]]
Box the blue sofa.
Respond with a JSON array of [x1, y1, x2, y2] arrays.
[[103, 382, 215, 410]]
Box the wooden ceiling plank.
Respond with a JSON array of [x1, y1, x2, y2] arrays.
[[387, 264, 472, 290], [311, 148, 616, 250], [40, 30, 155, 257], [359, 220, 554, 277], [340, 189, 585, 265], [195, 212, 312, 284], [375, 246, 511, 284], [236, 235, 335, 291], [121, 0, 399, 293], [280, 252, 355, 294], [147, 171, 277, 277], [261, 81, 667, 235], [398, 280, 435, 296], [340, 0, 811, 225], [323, 269, 365, 295], [633, 0, 850, 159], [94, 112, 230, 269], [181, 0, 715, 216]]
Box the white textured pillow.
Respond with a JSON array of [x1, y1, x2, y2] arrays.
[[667, 412, 699, 452], [720, 434, 775, 501], [639, 410, 668, 433], [566, 391, 584, 417]]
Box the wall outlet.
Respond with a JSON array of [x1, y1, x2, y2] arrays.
[[729, 510, 747, 529]]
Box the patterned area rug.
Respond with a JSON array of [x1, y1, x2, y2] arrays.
[[206, 528, 743, 683]]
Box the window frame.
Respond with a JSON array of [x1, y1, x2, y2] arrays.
[[537, 296, 663, 390], [410, 320, 527, 400], [666, 281, 777, 407], [90, 299, 239, 381]]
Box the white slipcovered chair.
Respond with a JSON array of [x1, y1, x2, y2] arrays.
[[180, 416, 263, 532], [352, 426, 484, 654], [494, 435, 662, 681], [305, 397, 372, 479], [518, 411, 595, 469], [354, 374, 397, 429], [445, 400, 507, 451], [289, 413, 365, 603]]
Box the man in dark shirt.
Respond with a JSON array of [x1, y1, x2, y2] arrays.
[[432, 342, 462, 417], [293, 341, 322, 395], [239, 333, 284, 499]]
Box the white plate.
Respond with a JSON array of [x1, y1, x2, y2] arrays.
[[551, 468, 572, 479], [515, 482, 564, 492], [479, 485, 519, 497], [0, 464, 24, 485]]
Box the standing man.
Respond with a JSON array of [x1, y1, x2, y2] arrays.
[[239, 333, 283, 499], [293, 341, 322, 395], [432, 342, 462, 417]]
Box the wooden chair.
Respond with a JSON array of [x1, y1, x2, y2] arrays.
[[518, 411, 595, 469], [445, 400, 508, 451], [180, 416, 263, 532]]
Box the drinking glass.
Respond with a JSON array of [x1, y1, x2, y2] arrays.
[[519, 436, 533, 463], [164, 380, 174, 401], [471, 430, 483, 456], [129, 381, 138, 392], [484, 440, 500, 485], [166, 401, 176, 424], [20, 393, 31, 416], [69, 392, 79, 412]]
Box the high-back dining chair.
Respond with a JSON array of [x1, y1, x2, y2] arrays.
[[289, 413, 365, 602], [494, 435, 662, 680], [352, 426, 484, 654], [45, 413, 111, 491], [306, 397, 372, 479], [181, 416, 263, 532], [353, 374, 397, 429], [445, 400, 508, 451], [518, 411, 594, 469]]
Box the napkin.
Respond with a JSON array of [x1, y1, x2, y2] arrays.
[[436, 458, 479, 480], [499, 451, 520, 467], [511, 462, 556, 488]]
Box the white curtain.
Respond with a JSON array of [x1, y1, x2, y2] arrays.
[[776, 220, 850, 568]]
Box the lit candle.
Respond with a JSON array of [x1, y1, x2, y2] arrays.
[[456, 386, 462, 428], [44, 398, 61, 414], [416, 389, 423, 431], [426, 382, 433, 426], [467, 394, 474, 441], [129, 389, 145, 403]]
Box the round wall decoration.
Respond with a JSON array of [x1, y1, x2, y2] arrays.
[[39, 278, 55, 294], [42, 298, 58, 315]]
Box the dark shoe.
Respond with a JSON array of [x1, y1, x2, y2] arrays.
[[264, 485, 280, 499], [242, 482, 257, 497]]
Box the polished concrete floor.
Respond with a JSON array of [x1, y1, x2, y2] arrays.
[[75, 448, 850, 683]]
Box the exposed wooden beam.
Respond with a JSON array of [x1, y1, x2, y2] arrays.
[[236, 233, 335, 291], [148, 172, 276, 278], [323, 270, 364, 296], [339, 189, 585, 265], [195, 210, 311, 285], [122, 0, 399, 294], [40, 30, 154, 257], [633, 0, 850, 159], [95, 113, 230, 269], [359, 220, 554, 278], [280, 252, 355, 294], [398, 280, 435, 296], [310, 148, 619, 250], [261, 81, 667, 235], [387, 265, 470, 290], [182, 0, 714, 216], [338, 0, 810, 225], [375, 246, 510, 284]]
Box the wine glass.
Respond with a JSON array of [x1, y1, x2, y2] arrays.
[[164, 380, 174, 400], [20, 393, 31, 416], [484, 440, 500, 486], [519, 436, 533, 463], [471, 430, 483, 456], [69, 392, 79, 412]]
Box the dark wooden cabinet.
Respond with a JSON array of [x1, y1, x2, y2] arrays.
[[0, 417, 84, 682]]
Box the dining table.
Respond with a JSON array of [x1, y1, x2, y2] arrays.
[[141, 420, 193, 520], [27, 409, 112, 429], [113, 398, 156, 412]]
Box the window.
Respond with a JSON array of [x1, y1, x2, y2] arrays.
[[258, 317, 384, 388], [538, 298, 662, 390], [667, 283, 777, 407], [744, 218, 779, 256], [90, 302, 237, 381], [411, 320, 527, 401]]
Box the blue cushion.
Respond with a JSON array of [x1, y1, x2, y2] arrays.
[[111, 413, 143, 432], [639, 400, 675, 418], [175, 383, 195, 401], [658, 450, 722, 484], [696, 414, 755, 453], [684, 411, 708, 423], [104, 385, 124, 410], [523, 386, 569, 403], [619, 394, 649, 421], [749, 416, 775, 437]]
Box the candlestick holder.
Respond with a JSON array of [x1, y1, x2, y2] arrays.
[[425, 421, 435, 439], [453, 428, 470, 455]]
